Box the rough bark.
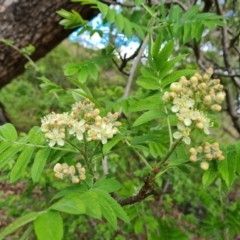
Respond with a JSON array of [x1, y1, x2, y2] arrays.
[[0, 0, 98, 89]]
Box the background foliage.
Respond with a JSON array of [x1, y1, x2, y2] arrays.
[[0, 0, 240, 239]]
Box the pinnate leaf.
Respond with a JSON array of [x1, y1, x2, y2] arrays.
[[34, 210, 63, 240]]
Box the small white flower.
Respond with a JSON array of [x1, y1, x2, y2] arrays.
[[69, 119, 86, 140], [173, 122, 191, 145], [46, 128, 65, 147], [171, 96, 194, 113]]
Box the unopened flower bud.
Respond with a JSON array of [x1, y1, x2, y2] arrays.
[[190, 76, 198, 85], [204, 145, 211, 153], [203, 95, 212, 105], [199, 82, 207, 90], [170, 82, 182, 93], [215, 152, 222, 159], [76, 162, 82, 168], [194, 72, 202, 79], [55, 172, 63, 179], [196, 122, 204, 129], [218, 84, 224, 90], [209, 89, 215, 96], [211, 104, 222, 112], [189, 155, 197, 162], [200, 161, 209, 170], [216, 92, 225, 103], [115, 122, 122, 127], [95, 116, 101, 122], [79, 167, 86, 174], [54, 163, 62, 173], [197, 146, 203, 152], [93, 109, 100, 116], [162, 92, 171, 102], [206, 68, 213, 75], [95, 122, 101, 127], [63, 168, 69, 175], [69, 166, 76, 175], [85, 113, 92, 118], [80, 175, 86, 180], [170, 92, 177, 99], [219, 155, 225, 161], [203, 74, 209, 82], [113, 112, 119, 119], [205, 153, 213, 161], [189, 148, 197, 154], [62, 163, 68, 169], [72, 176, 80, 183], [112, 128, 118, 134]]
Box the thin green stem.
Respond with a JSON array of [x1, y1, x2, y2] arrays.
[[158, 140, 181, 167], [164, 106, 173, 147], [82, 134, 94, 175], [0, 39, 37, 69], [89, 141, 101, 165], [125, 140, 152, 170], [65, 139, 84, 155]]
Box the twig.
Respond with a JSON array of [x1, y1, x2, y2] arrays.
[[165, 0, 188, 11], [118, 176, 155, 206], [101, 0, 136, 8], [102, 156, 109, 175], [123, 35, 149, 98]]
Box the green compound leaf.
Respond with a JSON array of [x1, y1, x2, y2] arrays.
[[50, 184, 88, 202], [0, 141, 12, 154], [162, 69, 196, 88], [97, 2, 108, 17], [92, 189, 129, 224], [115, 14, 124, 32], [136, 76, 160, 90], [0, 212, 40, 240], [50, 193, 86, 215], [90, 189, 119, 229], [151, 34, 162, 59], [81, 191, 102, 219], [217, 145, 237, 187], [93, 178, 122, 193], [102, 135, 124, 155], [28, 126, 45, 145], [202, 161, 218, 187], [0, 144, 24, 168], [34, 210, 63, 240], [128, 96, 161, 112], [10, 145, 36, 183], [0, 123, 18, 141], [154, 40, 174, 71], [133, 110, 166, 127], [31, 147, 51, 183]]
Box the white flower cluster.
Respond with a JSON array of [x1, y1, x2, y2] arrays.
[[162, 68, 225, 145], [189, 142, 225, 170], [41, 98, 121, 147], [53, 162, 86, 183]]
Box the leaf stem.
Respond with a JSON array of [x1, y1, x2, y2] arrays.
[[125, 140, 152, 170], [158, 140, 181, 167]]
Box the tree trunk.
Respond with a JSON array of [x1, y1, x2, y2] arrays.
[[0, 0, 98, 89]]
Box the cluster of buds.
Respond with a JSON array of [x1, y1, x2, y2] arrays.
[[41, 98, 121, 147], [162, 68, 225, 145], [53, 162, 86, 183], [189, 142, 225, 170]]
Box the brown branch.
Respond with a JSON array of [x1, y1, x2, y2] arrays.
[[165, 0, 188, 11], [118, 176, 155, 206], [225, 85, 240, 133], [112, 58, 129, 76], [112, 41, 143, 76], [101, 0, 136, 8]]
